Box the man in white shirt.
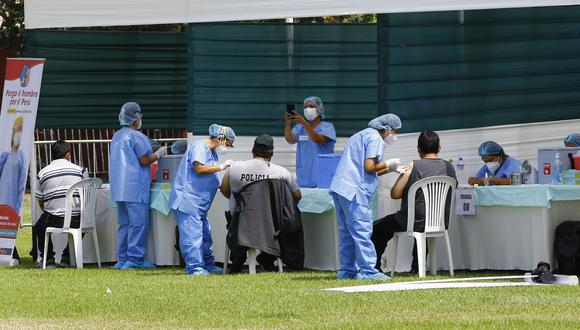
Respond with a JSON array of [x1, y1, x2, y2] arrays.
[[34, 140, 87, 267], [220, 134, 301, 273]]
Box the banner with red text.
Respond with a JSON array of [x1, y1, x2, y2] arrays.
[[0, 58, 44, 264]]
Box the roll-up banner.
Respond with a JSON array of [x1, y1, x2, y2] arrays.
[[0, 58, 45, 265]]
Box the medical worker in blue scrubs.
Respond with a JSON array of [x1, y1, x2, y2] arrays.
[[468, 141, 522, 186], [329, 114, 402, 280], [169, 124, 235, 276], [284, 96, 336, 187], [110, 102, 168, 269], [0, 117, 26, 214], [564, 133, 580, 147]]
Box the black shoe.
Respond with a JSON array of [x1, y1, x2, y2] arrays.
[[256, 254, 277, 272], [410, 267, 419, 275]]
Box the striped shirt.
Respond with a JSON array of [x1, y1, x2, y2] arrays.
[[35, 159, 87, 217]]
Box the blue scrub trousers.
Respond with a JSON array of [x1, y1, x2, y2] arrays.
[[116, 201, 150, 263], [173, 208, 215, 274], [331, 192, 379, 275]]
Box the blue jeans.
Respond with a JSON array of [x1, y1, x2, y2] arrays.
[[331, 192, 379, 275], [116, 201, 150, 263], [173, 208, 215, 274]]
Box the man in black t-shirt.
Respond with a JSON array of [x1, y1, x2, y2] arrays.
[[371, 131, 456, 273]]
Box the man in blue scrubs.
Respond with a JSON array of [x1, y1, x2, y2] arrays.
[[0, 117, 26, 215], [110, 102, 167, 269], [330, 114, 403, 280], [468, 141, 522, 186], [284, 96, 336, 187], [169, 124, 235, 276]]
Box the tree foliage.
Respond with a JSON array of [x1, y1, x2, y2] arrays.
[[0, 0, 24, 55]]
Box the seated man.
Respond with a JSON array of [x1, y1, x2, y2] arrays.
[[35, 140, 87, 268], [371, 131, 456, 273], [220, 134, 301, 273], [468, 141, 522, 186]]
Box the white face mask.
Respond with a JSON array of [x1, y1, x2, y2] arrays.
[[384, 133, 397, 145], [304, 107, 318, 121], [12, 131, 21, 147], [485, 161, 500, 173]]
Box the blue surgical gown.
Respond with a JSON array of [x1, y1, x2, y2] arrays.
[[475, 156, 522, 182], [0, 150, 26, 212], [110, 127, 153, 203], [330, 128, 384, 207], [291, 121, 336, 187], [169, 140, 220, 215]]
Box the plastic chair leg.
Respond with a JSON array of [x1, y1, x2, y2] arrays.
[[223, 243, 230, 274], [428, 237, 438, 276], [444, 232, 454, 276], [248, 248, 257, 275], [390, 235, 399, 277], [42, 232, 50, 269], [72, 232, 83, 269], [91, 229, 101, 268], [277, 258, 283, 273], [414, 233, 427, 277]]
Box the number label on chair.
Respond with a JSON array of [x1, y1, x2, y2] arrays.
[[456, 187, 475, 216]]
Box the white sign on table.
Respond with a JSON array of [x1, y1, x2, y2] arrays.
[[456, 186, 476, 216]]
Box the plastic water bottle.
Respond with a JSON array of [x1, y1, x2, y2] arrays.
[[483, 172, 490, 186], [456, 157, 465, 185], [552, 152, 563, 185]]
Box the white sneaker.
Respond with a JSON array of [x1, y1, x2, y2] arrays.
[[9, 258, 19, 267]]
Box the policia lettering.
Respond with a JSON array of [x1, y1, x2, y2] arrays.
[[240, 173, 270, 182]]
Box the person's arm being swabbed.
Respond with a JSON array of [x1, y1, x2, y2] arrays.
[[391, 161, 413, 199], [220, 169, 231, 198]]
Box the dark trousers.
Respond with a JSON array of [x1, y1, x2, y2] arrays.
[[35, 212, 80, 262], [371, 213, 427, 272], [229, 246, 277, 273]]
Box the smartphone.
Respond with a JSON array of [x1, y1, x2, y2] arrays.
[[286, 103, 295, 115]]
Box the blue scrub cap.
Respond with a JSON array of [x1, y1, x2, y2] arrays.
[[478, 141, 504, 156], [303, 96, 325, 120], [119, 102, 142, 126], [208, 124, 236, 141], [368, 114, 402, 131], [564, 133, 580, 147], [149, 139, 161, 150], [170, 140, 188, 155]]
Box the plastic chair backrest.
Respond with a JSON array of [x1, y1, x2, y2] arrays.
[[63, 178, 103, 230], [406, 176, 457, 233]]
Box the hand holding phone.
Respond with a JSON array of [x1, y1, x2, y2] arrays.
[[286, 103, 295, 115]]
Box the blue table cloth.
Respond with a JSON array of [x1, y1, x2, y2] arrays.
[[474, 184, 580, 208]]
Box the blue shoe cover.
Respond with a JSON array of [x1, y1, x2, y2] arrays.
[[356, 272, 391, 281], [121, 260, 156, 270], [186, 268, 209, 276], [336, 271, 357, 280], [205, 264, 224, 274], [111, 261, 125, 269]]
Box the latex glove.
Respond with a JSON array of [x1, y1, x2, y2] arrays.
[[219, 159, 234, 171], [385, 158, 401, 172], [154, 146, 168, 159]]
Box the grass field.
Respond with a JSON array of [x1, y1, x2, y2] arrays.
[[2, 196, 580, 329]]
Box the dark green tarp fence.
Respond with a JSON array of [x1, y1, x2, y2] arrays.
[[26, 5, 580, 135]]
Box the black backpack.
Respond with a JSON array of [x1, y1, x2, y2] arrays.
[[554, 221, 580, 275]]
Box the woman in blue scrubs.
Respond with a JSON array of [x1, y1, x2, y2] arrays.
[[284, 96, 336, 187], [468, 141, 522, 186], [110, 102, 167, 269], [169, 124, 235, 276], [329, 114, 402, 280], [0, 117, 26, 214]]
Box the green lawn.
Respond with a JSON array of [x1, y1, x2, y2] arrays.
[[2, 196, 580, 329]]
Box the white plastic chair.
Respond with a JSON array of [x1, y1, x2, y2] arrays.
[[43, 178, 103, 269], [391, 176, 456, 278], [223, 244, 283, 274]]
